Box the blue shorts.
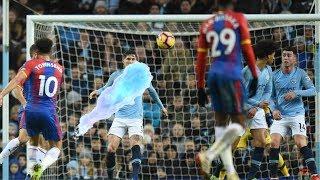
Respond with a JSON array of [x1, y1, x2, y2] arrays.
[[208, 74, 246, 114], [25, 109, 62, 141]]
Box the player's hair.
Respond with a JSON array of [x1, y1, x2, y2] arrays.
[[29, 44, 38, 57], [217, 0, 233, 8], [122, 48, 136, 57], [254, 39, 277, 59], [35, 38, 53, 54], [283, 46, 297, 55]]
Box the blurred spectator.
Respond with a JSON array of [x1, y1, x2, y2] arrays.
[[181, 150, 199, 176], [168, 96, 190, 122], [91, 136, 105, 171], [66, 160, 80, 179], [17, 153, 27, 174], [78, 150, 96, 179], [265, 0, 310, 14], [171, 123, 186, 154], [9, 122, 18, 140], [157, 0, 179, 14], [179, 0, 192, 14], [9, 105, 19, 125], [94, 0, 108, 14], [148, 3, 164, 30], [9, 158, 25, 179], [78, 0, 96, 14], [294, 36, 312, 69], [9, 69, 16, 81], [142, 151, 160, 179], [164, 144, 181, 175], [67, 90, 82, 112], [9, 9, 24, 43], [117, 0, 151, 14], [189, 0, 207, 14], [143, 124, 155, 145], [235, 0, 261, 14], [271, 27, 291, 67]]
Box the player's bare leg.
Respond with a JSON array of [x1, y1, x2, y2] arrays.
[[0, 129, 29, 164], [294, 135, 319, 179], [130, 135, 143, 180], [269, 133, 282, 179], [106, 134, 121, 179], [32, 140, 61, 180]]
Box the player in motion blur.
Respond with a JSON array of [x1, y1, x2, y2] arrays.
[[269, 46, 319, 180], [0, 38, 63, 180], [196, 0, 258, 179], [89, 50, 168, 180], [241, 39, 289, 179], [0, 44, 49, 176]]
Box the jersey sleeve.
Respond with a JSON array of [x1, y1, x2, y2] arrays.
[[20, 61, 34, 78], [238, 13, 257, 78], [196, 22, 209, 89], [97, 71, 118, 94], [147, 84, 164, 109], [294, 69, 316, 97]]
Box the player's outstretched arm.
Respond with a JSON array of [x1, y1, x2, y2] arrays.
[[147, 84, 168, 117], [0, 71, 27, 106], [12, 86, 27, 107]]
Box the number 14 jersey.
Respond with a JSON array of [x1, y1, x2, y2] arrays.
[[197, 10, 256, 80], [21, 58, 63, 110]]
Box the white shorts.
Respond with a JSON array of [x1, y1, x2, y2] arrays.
[[246, 108, 268, 130], [108, 118, 143, 138], [270, 115, 306, 137]]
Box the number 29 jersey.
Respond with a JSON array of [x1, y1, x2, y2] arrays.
[[22, 58, 63, 110], [198, 10, 252, 80]]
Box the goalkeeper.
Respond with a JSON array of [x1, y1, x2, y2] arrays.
[[81, 50, 168, 180], [213, 39, 289, 179]]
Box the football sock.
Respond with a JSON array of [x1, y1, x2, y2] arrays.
[[300, 146, 318, 174], [247, 147, 264, 179], [131, 145, 141, 180], [41, 147, 60, 171], [107, 152, 116, 179], [269, 148, 280, 178]]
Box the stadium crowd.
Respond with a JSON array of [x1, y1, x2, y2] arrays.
[[0, 0, 317, 179]]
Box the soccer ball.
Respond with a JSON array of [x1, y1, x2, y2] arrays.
[[156, 32, 175, 49]]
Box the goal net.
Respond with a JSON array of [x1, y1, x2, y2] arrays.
[[26, 15, 319, 179]]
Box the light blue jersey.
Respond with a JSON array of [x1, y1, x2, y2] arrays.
[[242, 65, 272, 109], [98, 69, 164, 119], [272, 67, 315, 116]]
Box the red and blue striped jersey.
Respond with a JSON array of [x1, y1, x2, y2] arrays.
[[21, 58, 63, 109], [197, 10, 257, 88]]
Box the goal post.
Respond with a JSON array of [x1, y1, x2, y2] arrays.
[[24, 14, 320, 179]]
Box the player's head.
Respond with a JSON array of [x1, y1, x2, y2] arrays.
[[254, 39, 277, 65], [29, 44, 38, 58], [282, 46, 297, 68], [35, 38, 53, 55], [122, 49, 136, 67], [217, 0, 234, 9]]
